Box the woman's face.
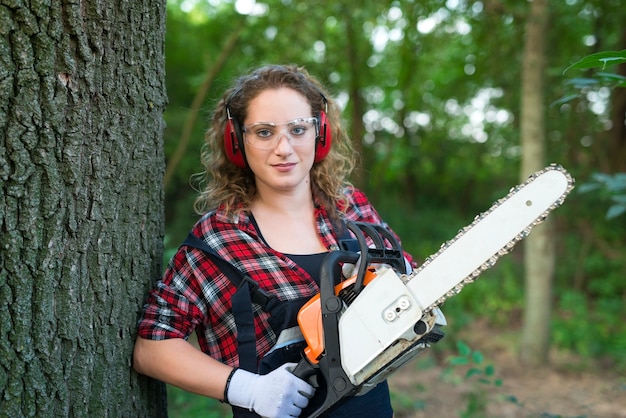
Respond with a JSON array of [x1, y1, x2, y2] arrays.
[[243, 87, 317, 195]]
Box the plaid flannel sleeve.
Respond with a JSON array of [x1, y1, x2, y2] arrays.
[[136, 248, 208, 341]]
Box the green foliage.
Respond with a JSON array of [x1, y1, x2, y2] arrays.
[[442, 342, 596, 418], [578, 172, 626, 219], [167, 385, 228, 417], [442, 341, 503, 418], [444, 257, 524, 329], [162, 235, 179, 270], [390, 382, 428, 414], [553, 290, 626, 370], [563, 50, 626, 76], [444, 341, 501, 386]]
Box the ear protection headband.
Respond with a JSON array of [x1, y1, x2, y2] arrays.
[[223, 92, 332, 168]]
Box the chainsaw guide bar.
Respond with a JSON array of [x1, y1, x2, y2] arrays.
[[408, 163, 575, 314]]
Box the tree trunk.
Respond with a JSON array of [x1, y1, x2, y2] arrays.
[[0, 1, 168, 416], [343, 5, 366, 189], [518, 0, 553, 367]]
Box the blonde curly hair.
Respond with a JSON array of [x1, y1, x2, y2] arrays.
[[194, 64, 356, 219]]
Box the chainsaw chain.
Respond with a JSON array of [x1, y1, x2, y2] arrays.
[[406, 164, 575, 314]]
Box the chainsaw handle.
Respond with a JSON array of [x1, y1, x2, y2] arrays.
[[318, 251, 359, 302], [343, 221, 407, 296], [291, 356, 319, 388], [344, 223, 370, 295]]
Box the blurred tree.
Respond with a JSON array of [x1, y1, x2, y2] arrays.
[[0, 1, 168, 416], [518, 0, 553, 367]]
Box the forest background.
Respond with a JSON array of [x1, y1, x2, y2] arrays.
[[161, 0, 626, 415], [160, 0, 626, 416], [1, 0, 625, 417]]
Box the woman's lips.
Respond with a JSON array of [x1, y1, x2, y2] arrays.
[[272, 163, 296, 172]]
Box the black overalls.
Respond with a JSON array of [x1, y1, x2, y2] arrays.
[[182, 233, 393, 418]]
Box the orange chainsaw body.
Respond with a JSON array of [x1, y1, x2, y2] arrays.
[[297, 268, 379, 363]]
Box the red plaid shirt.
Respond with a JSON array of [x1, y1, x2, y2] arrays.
[[136, 187, 415, 367]]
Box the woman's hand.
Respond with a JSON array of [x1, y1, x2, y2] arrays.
[[227, 363, 315, 417]]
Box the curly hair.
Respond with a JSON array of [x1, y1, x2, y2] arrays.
[[194, 64, 356, 219]]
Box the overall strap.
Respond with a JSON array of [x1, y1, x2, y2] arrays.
[[182, 233, 277, 308], [336, 218, 360, 252], [181, 232, 275, 372]]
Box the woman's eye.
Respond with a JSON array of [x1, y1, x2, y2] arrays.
[[256, 129, 273, 138], [291, 126, 306, 136]]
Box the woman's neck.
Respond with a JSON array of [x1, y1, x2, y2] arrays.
[[250, 186, 326, 254], [252, 183, 315, 217]]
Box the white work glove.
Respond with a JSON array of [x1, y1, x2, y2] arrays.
[[227, 363, 315, 418]]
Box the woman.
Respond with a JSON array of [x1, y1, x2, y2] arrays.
[[133, 64, 417, 417]]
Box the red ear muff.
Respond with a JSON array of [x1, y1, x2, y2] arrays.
[[223, 110, 248, 168], [224, 87, 330, 166], [314, 110, 332, 163]]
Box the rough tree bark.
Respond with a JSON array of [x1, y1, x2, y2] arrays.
[[518, 0, 554, 367], [0, 1, 168, 416]]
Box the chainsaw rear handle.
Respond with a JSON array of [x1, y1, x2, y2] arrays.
[[291, 355, 319, 388]]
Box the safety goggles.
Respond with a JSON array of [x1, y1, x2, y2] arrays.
[[242, 117, 318, 149]]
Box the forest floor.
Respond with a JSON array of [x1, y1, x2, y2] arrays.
[[388, 320, 626, 418]]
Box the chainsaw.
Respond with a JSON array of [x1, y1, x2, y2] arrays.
[[292, 164, 574, 417]]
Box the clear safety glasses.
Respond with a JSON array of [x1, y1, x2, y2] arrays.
[[242, 117, 318, 149]]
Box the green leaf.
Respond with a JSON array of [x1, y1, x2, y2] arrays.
[[466, 367, 482, 378], [596, 72, 626, 87], [564, 50, 626, 74], [606, 204, 626, 220], [413, 399, 427, 411], [550, 93, 582, 108], [563, 77, 600, 88], [484, 364, 495, 376], [449, 356, 469, 366], [578, 182, 602, 194], [602, 173, 626, 191], [457, 340, 471, 356], [471, 350, 484, 365]]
